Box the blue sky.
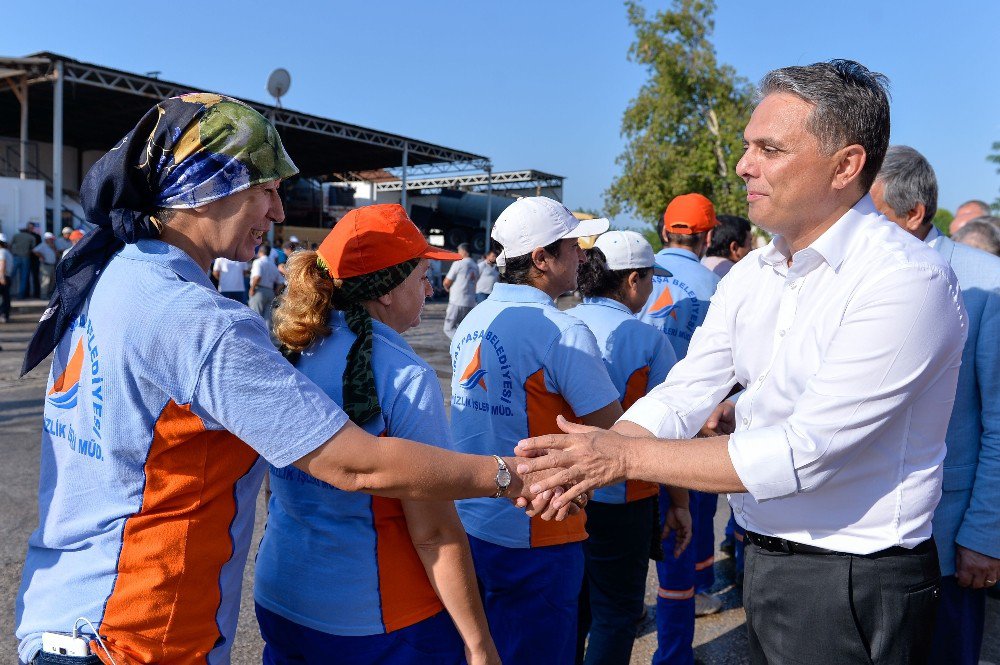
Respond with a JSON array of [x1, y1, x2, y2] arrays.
[[3, 1, 998, 229]]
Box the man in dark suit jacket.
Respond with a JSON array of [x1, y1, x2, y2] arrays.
[[872, 145, 1000, 665]]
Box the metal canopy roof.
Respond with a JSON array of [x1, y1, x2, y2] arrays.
[[0, 52, 490, 178], [374, 169, 565, 193]]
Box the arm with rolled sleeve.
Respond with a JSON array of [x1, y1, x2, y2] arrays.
[[621, 276, 738, 439], [956, 288, 1000, 559], [729, 266, 966, 501]]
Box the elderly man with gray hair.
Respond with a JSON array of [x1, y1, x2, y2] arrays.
[[870, 145, 1000, 665], [953, 217, 1000, 256], [950, 199, 992, 235]]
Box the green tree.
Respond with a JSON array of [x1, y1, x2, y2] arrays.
[[932, 208, 953, 237], [606, 0, 753, 243], [989, 141, 1000, 212]]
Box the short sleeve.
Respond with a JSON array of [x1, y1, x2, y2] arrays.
[[250, 260, 262, 279], [383, 365, 452, 449], [445, 262, 460, 281], [545, 322, 619, 417], [192, 317, 349, 467], [212, 258, 223, 272]]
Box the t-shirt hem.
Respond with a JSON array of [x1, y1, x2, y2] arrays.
[[254, 593, 444, 636]]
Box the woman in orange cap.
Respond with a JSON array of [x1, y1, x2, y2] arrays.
[[255, 204, 500, 665]]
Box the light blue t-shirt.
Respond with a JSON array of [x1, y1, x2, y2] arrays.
[[567, 297, 677, 503], [637, 247, 721, 359], [449, 283, 619, 548], [255, 312, 449, 636], [16, 240, 348, 665]]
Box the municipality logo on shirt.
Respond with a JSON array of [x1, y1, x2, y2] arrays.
[[47, 339, 85, 409], [648, 287, 679, 320], [459, 345, 488, 391]]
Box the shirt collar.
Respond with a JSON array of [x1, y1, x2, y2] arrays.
[[657, 247, 701, 262], [924, 225, 942, 248], [329, 309, 408, 346], [119, 239, 213, 288], [581, 296, 634, 316], [758, 195, 876, 273], [489, 282, 555, 305]]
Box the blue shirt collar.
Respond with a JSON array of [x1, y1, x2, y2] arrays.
[[489, 282, 555, 305], [328, 309, 409, 347], [657, 247, 701, 263], [119, 239, 214, 289], [581, 296, 634, 316]]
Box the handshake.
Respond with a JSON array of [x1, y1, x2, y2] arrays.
[[506, 400, 738, 551]]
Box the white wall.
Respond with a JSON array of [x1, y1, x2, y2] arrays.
[[0, 177, 46, 241]]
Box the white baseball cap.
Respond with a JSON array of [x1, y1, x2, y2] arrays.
[[491, 197, 610, 270], [0, 232, 7, 243], [43, 231, 55, 239], [288, 235, 300, 243], [593, 230, 670, 272]]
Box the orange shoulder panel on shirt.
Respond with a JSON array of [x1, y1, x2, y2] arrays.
[[97, 400, 259, 664], [524, 369, 588, 547], [622, 366, 659, 502]]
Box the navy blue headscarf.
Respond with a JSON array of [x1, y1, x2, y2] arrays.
[[21, 93, 297, 376]]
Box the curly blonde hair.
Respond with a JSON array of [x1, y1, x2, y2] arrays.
[[272, 250, 337, 353]]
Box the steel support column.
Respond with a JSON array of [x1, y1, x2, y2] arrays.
[[484, 165, 493, 252], [52, 60, 64, 235], [400, 144, 408, 212], [19, 77, 29, 179]]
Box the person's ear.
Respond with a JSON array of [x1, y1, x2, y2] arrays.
[[904, 202, 927, 234], [375, 291, 392, 307], [530, 247, 548, 272], [626, 270, 641, 293], [831, 144, 867, 191]]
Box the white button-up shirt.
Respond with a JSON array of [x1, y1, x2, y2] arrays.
[[622, 196, 967, 554]]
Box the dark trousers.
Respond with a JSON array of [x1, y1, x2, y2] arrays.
[[693, 491, 717, 593], [577, 496, 656, 665], [256, 604, 464, 664], [469, 535, 583, 665], [928, 575, 985, 664], [0, 280, 10, 319], [744, 538, 940, 664]]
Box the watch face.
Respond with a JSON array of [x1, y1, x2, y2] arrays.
[[498, 468, 512, 487]]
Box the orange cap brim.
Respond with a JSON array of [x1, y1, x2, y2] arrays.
[[422, 247, 465, 261]]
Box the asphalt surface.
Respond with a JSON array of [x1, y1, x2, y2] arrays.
[[2, 297, 998, 664]]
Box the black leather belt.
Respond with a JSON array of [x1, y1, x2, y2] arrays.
[[745, 530, 934, 558]]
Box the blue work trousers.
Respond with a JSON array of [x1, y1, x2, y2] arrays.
[[469, 535, 583, 665], [653, 488, 698, 665], [256, 604, 464, 665], [693, 491, 717, 593]]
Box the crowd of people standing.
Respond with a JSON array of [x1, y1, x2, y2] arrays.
[[11, 57, 1000, 665]]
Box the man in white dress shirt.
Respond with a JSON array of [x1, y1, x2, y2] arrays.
[[516, 59, 967, 664]]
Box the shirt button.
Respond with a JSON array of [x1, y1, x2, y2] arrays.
[[778, 330, 787, 337], [757, 376, 765, 384], [742, 417, 750, 426]]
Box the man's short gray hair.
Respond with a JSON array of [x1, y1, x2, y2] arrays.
[[759, 59, 891, 192], [952, 218, 1000, 256], [958, 200, 991, 216], [875, 146, 937, 225], [457, 243, 471, 254]]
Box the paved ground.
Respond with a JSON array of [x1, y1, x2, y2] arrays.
[[2, 298, 998, 664]]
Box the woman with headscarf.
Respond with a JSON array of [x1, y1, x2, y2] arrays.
[[15, 94, 556, 665], [255, 204, 499, 665]]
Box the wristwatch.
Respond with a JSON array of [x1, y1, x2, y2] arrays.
[[492, 455, 512, 498]]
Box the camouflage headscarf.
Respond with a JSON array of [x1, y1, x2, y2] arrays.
[[23, 93, 297, 376], [322, 256, 420, 425]]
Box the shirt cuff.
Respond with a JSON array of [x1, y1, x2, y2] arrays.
[[727, 426, 799, 501], [619, 395, 681, 439]]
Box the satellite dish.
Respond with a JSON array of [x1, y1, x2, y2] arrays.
[[266, 68, 291, 106]]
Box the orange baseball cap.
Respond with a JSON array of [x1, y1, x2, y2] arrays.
[[69, 230, 85, 241], [662, 193, 718, 235], [317, 204, 463, 279]]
